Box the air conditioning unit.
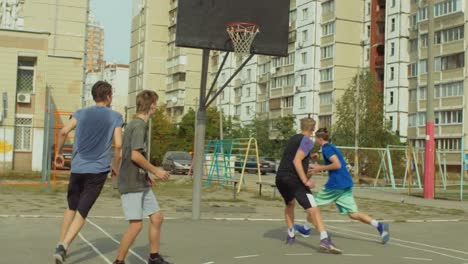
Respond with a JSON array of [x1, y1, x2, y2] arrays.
[[17, 93, 31, 104], [270, 67, 277, 74]]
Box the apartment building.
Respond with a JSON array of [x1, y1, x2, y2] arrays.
[[0, 0, 87, 172], [407, 0, 466, 165], [129, 0, 213, 122], [86, 14, 104, 72], [318, 0, 364, 128]]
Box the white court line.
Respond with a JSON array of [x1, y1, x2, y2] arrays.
[[326, 225, 468, 262], [327, 224, 468, 256], [87, 219, 147, 263], [201, 262, 215, 264], [285, 253, 314, 256], [233, 254, 259, 259], [403, 257, 433, 261], [78, 233, 112, 264], [343, 254, 373, 257]]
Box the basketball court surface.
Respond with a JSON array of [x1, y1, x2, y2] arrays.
[[1, 215, 467, 264]]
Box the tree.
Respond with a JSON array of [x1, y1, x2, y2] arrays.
[[333, 70, 400, 148], [150, 105, 177, 165]]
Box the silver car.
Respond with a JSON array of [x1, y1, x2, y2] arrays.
[[162, 151, 192, 174]]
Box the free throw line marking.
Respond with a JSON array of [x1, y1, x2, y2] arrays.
[[87, 219, 147, 263], [285, 253, 314, 256], [78, 233, 112, 264], [234, 255, 259, 259], [403, 257, 433, 261], [343, 254, 373, 257]]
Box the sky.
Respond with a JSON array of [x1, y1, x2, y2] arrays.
[[90, 0, 132, 64]]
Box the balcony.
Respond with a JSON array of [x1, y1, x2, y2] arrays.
[[234, 79, 242, 88], [166, 81, 185, 92], [166, 98, 184, 108], [234, 96, 241, 104], [258, 73, 269, 83]]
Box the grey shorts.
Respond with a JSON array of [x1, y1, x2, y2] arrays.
[[121, 188, 160, 220]]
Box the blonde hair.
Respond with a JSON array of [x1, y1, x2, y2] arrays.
[[136, 90, 158, 113], [300, 116, 316, 132]]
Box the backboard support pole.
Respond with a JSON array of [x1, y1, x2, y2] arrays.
[[192, 50, 254, 220]]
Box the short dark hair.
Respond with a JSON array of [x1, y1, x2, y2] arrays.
[[315, 127, 330, 141], [91, 81, 112, 102], [136, 90, 159, 113]]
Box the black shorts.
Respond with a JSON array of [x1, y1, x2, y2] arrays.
[[67, 172, 108, 218], [275, 176, 317, 210]]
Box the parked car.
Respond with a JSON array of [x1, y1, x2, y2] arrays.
[[51, 144, 73, 170], [235, 157, 275, 175], [162, 151, 192, 174]]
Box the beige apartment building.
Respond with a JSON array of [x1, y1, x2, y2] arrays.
[[0, 0, 87, 172], [129, 0, 212, 122], [407, 0, 467, 165], [318, 0, 364, 129]]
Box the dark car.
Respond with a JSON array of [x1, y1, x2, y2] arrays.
[[162, 151, 192, 174], [235, 157, 275, 175], [51, 144, 73, 170]]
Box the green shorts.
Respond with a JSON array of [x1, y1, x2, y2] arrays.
[[314, 187, 358, 215]]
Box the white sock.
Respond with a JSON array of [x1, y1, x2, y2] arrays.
[[320, 231, 328, 240], [303, 221, 313, 230], [288, 228, 295, 237], [370, 219, 379, 228]]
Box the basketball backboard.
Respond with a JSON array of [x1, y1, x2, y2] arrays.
[[175, 0, 291, 57]]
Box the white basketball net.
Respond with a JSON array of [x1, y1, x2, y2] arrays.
[[226, 23, 260, 56]]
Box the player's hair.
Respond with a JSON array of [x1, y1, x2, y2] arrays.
[[136, 90, 159, 114], [300, 115, 316, 132], [91, 81, 112, 102], [315, 127, 330, 141]]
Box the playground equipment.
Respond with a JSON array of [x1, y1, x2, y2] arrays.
[[204, 138, 262, 193]]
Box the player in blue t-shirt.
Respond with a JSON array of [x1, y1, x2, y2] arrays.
[[304, 128, 390, 244]]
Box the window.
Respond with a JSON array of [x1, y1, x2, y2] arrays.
[[389, 91, 394, 105], [283, 96, 294, 108], [435, 81, 464, 98], [301, 52, 307, 64], [366, 48, 370, 61], [418, 6, 428, 21], [367, 25, 371, 38], [419, 60, 427, 74], [390, 67, 395, 80], [17, 57, 36, 93], [320, 92, 333, 105], [434, 0, 461, 17], [435, 26, 464, 44], [300, 74, 307, 86], [302, 8, 309, 20], [322, 0, 335, 13], [435, 52, 465, 71], [367, 2, 371, 15], [245, 105, 251, 115], [302, 30, 308, 42], [320, 68, 333, 82], [221, 91, 225, 100], [392, 0, 396, 7], [234, 105, 240, 116], [391, 18, 395, 32], [436, 138, 461, 151], [14, 117, 33, 151], [321, 45, 334, 59], [408, 63, 418, 77], [436, 110, 463, 125], [322, 22, 335, 36], [246, 69, 252, 81], [246, 87, 251, 97], [300, 96, 306, 109], [259, 101, 268, 112], [271, 74, 295, 88], [419, 86, 427, 100], [409, 15, 417, 30], [234, 87, 242, 97], [420, 34, 428, 47], [289, 10, 297, 24], [319, 115, 332, 128], [270, 98, 281, 110], [390, 42, 395, 56]]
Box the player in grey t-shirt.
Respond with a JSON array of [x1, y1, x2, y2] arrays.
[[114, 90, 171, 264]]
